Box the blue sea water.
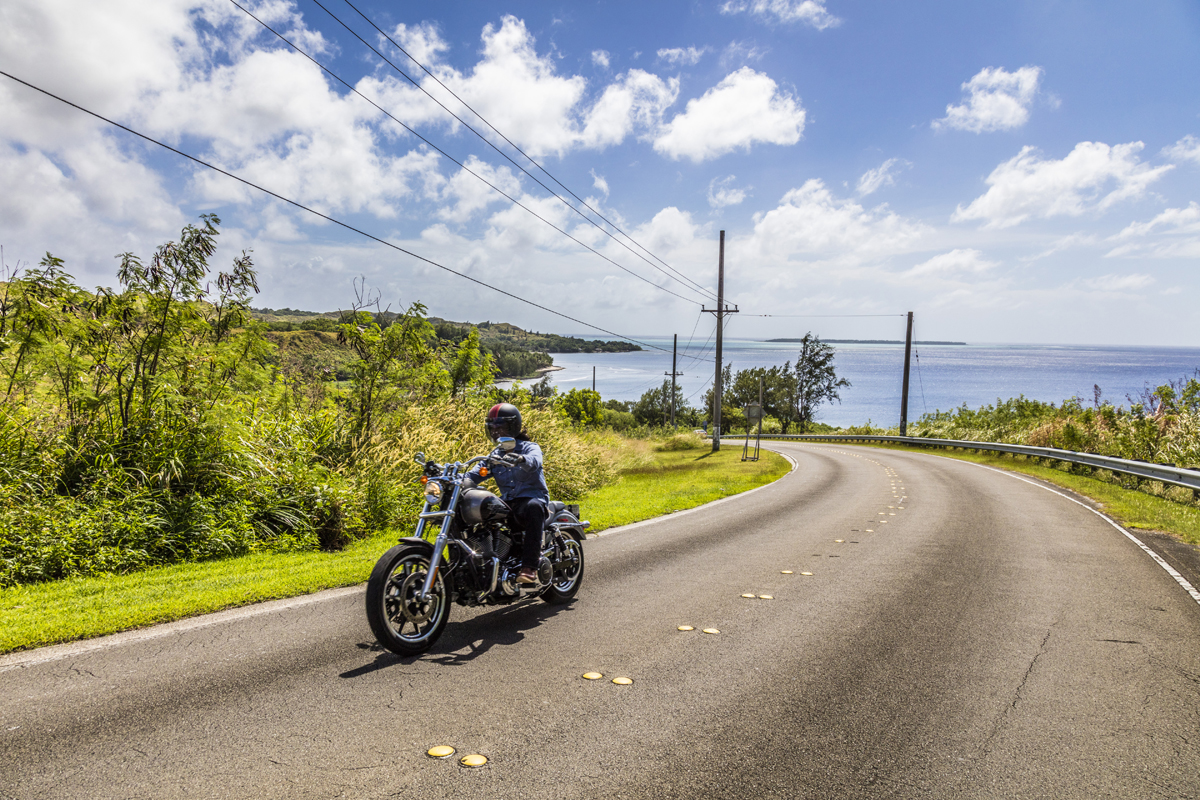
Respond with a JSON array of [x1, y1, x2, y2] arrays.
[[529, 339, 1200, 428]]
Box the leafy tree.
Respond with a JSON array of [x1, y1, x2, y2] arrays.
[[790, 333, 850, 433], [446, 327, 496, 397], [556, 387, 603, 426], [633, 380, 691, 427]]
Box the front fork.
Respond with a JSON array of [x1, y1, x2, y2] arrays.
[[416, 482, 462, 601]]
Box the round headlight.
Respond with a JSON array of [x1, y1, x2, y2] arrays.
[[424, 482, 442, 504]]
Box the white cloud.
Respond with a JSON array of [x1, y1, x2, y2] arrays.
[[590, 169, 610, 197], [952, 141, 1174, 229], [856, 158, 908, 196], [1163, 134, 1200, 165], [581, 69, 679, 149], [934, 66, 1043, 133], [720, 0, 841, 30], [721, 41, 769, 68], [707, 175, 749, 208], [748, 179, 925, 261], [1106, 202, 1200, 259], [905, 249, 997, 277], [437, 156, 523, 224], [657, 47, 709, 66], [654, 67, 805, 162], [392, 21, 449, 66], [1081, 273, 1155, 292], [591, 49, 611, 69]]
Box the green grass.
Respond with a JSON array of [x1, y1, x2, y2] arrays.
[[0, 445, 790, 654], [582, 447, 791, 531], [849, 442, 1200, 547]]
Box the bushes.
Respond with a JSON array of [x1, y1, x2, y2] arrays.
[[0, 219, 623, 588]]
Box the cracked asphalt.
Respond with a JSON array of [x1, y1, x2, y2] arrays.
[[2, 443, 1199, 799]]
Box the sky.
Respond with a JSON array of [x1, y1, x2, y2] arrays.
[[2, 0, 1199, 348]]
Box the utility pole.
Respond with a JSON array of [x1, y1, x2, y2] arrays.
[[664, 333, 683, 429], [900, 311, 913, 436], [702, 231, 738, 451], [592, 366, 595, 394]]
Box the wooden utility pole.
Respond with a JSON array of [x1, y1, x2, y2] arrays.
[[664, 333, 683, 429], [702, 231, 737, 451], [900, 311, 913, 435]]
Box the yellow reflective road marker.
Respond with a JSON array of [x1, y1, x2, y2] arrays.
[[800, 572, 814, 576], [702, 628, 720, 634], [866, 529, 874, 532], [460, 754, 488, 768], [582, 672, 604, 680], [612, 677, 634, 685], [781, 570, 794, 574], [427, 746, 456, 759], [741, 593, 757, 598], [677, 625, 695, 631], [758, 594, 774, 600], [834, 539, 844, 543]]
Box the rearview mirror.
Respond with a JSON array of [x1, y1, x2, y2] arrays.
[[497, 437, 516, 452]]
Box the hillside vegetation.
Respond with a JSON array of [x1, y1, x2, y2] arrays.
[[0, 217, 619, 588]]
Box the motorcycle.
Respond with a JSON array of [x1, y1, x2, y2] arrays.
[[365, 437, 589, 655]]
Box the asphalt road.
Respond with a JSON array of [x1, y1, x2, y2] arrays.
[[3, 443, 1199, 799]]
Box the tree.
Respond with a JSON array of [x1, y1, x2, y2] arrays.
[[790, 333, 850, 433], [725, 364, 796, 432], [556, 387, 603, 426], [632, 380, 690, 428]]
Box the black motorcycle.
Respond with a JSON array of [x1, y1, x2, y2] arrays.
[[365, 438, 589, 655]]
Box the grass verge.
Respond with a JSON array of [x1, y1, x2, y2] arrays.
[[583, 447, 791, 532], [0, 445, 790, 654], [847, 442, 1200, 547]]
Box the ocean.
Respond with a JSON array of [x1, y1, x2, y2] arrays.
[[524, 339, 1200, 428]]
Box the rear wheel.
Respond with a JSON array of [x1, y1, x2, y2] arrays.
[[541, 535, 584, 605], [366, 544, 450, 655]]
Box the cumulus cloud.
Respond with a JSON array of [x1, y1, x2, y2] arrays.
[[1163, 134, 1200, 165], [591, 49, 611, 69], [654, 67, 804, 162], [905, 249, 997, 277], [952, 141, 1174, 228], [934, 66, 1043, 133], [748, 179, 925, 261], [657, 46, 709, 66], [392, 21, 449, 66], [856, 158, 908, 196], [720, 0, 841, 30], [707, 175, 749, 208]]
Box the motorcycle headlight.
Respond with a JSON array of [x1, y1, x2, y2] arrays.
[[424, 481, 442, 504]]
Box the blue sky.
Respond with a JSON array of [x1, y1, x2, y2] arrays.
[[2, 0, 1199, 346]]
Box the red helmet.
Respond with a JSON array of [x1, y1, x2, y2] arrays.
[[485, 403, 522, 441]]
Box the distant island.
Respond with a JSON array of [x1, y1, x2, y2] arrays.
[[766, 338, 967, 345]]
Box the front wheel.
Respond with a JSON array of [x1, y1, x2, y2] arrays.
[[366, 543, 450, 655], [541, 535, 584, 605]]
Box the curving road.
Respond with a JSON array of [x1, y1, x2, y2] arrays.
[[3, 443, 1199, 799]]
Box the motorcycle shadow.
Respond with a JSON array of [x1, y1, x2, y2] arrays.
[[342, 598, 576, 678]]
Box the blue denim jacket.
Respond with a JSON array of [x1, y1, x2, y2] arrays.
[[467, 439, 549, 502]]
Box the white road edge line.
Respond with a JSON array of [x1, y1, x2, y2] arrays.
[[3, 449, 799, 669], [794, 441, 1200, 609], [961, 460, 1200, 608]]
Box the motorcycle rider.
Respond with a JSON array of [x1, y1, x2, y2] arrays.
[[464, 402, 549, 585]]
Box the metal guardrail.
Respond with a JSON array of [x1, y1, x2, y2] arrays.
[[720, 433, 1200, 492]]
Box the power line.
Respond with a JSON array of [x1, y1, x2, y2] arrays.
[[297, 0, 720, 304], [227, 1, 707, 307], [332, 0, 719, 303], [743, 313, 907, 318], [0, 69, 708, 361]]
